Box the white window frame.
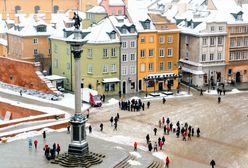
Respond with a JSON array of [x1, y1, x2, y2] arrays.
[[33, 49, 38, 55], [88, 64, 92, 73], [202, 54, 206, 61], [140, 49, 145, 58], [33, 38, 38, 44], [111, 48, 116, 57], [130, 40, 136, 48], [140, 63, 145, 72], [159, 36, 165, 44], [159, 48, 164, 57], [87, 48, 92, 58], [103, 48, 108, 58], [130, 53, 136, 61], [103, 64, 108, 73], [148, 63, 153, 71], [149, 49, 154, 57], [217, 52, 222, 60], [130, 66, 136, 75], [141, 37, 145, 43], [210, 53, 214, 61], [112, 64, 116, 72], [167, 62, 172, 70], [122, 66, 128, 75], [159, 62, 164, 71], [167, 36, 173, 43], [122, 54, 127, 62], [167, 48, 173, 57], [149, 36, 154, 43], [202, 38, 207, 46], [122, 41, 127, 48]]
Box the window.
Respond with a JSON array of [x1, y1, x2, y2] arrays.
[[54, 59, 58, 68], [103, 64, 108, 73], [34, 6, 40, 14], [103, 49, 108, 58], [167, 48, 173, 57], [141, 37, 145, 43], [88, 64, 92, 73], [53, 5, 59, 13], [168, 36, 173, 43], [111, 48, 116, 57], [122, 66, 127, 75], [230, 38, 235, 47], [237, 38, 242, 47], [228, 69, 232, 75], [87, 49, 92, 58], [105, 83, 109, 91], [159, 62, 164, 71], [122, 54, 127, 62], [112, 64, 116, 72], [229, 52, 234, 60], [122, 28, 127, 34], [210, 37, 215, 46], [33, 49, 38, 55], [244, 37, 248, 46], [202, 38, 207, 46], [131, 82, 135, 89], [236, 52, 241, 60], [148, 63, 153, 71], [202, 54, 206, 61], [15, 6, 21, 14], [168, 62, 172, 70], [130, 41, 136, 48], [210, 26, 215, 32], [122, 41, 127, 48], [66, 63, 70, 70], [159, 48, 164, 57], [217, 52, 222, 60], [110, 33, 116, 39], [210, 53, 214, 60], [37, 26, 46, 32], [118, 9, 122, 15], [149, 36, 154, 43], [140, 63, 145, 72], [140, 50, 145, 58], [243, 51, 248, 59], [149, 49, 154, 57], [130, 53, 136, 61], [219, 26, 224, 32], [218, 37, 223, 45], [159, 36, 165, 44], [33, 38, 38, 44], [110, 83, 115, 91], [130, 66, 136, 74]]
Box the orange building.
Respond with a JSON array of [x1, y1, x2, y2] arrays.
[[225, 23, 248, 83], [136, 13, 180, 93], [0, 0, 98, 14], [7, 15, 55, 72]]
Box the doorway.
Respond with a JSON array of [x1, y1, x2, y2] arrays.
[[139, 80, 142, 91], [236, 72, 241, 83], [158, 82, 163, 91]]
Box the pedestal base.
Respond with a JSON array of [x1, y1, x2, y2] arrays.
[[68, 141, 89, 155]]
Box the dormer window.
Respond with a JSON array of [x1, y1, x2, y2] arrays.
[[237, 14, 243, 21], [144, 21, 150, 29], [122, 28, 127, 34], [36, 25, 47, 32], [110, 33, 116, 39], [231, 11, 243, 21], [129, 25, 135, 33]]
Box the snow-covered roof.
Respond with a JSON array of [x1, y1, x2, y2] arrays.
[[102, 78, 120, 83], [109, 0, 125, 6], [87, 6, 106, 13], [44, 75, 66, 81], [0, 39, 7, 46], [182, 66, 205, 75]]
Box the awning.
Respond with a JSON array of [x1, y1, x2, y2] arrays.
[[44, 75, 66, 81], [102, 78, 120, 83], [182, 67, 205, 75], [144, 73, 177, 80]]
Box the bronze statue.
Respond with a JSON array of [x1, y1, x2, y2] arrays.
[[73, 12, 82, 29]]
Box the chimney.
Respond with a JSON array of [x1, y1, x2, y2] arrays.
[[2, 12, 7, 20], [14, 16, 20, 25], [33, 14, 39, 22], [9, 13, 15, 21]]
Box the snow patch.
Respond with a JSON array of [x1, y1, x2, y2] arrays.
[[114, 146, 124, 150], [105, 98, 119, 106], [152, 151, 167, 161], [130, 151, 142, 158], [127, 159, 142, 166]]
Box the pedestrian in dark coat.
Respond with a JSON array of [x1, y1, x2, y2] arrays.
[[162, 117, 165, 125], [154, 127, 157, 136], [210, 160, 216, 168], [148, 141, 153, 152], [56, 144, 61, 155], [162, 136, 165, 144], [200, 89, 203, 96], [164, 125, 167, 134], [67, 124, 70, 133], [197, 128, 200, 137], [100, 123, 103, 131], [114, 122, 117, 131], [192, 128, 194, 136], [147, 101, 150, 109], [158, 137, 161, 146], [146, 134, 150, 144], [223, 89, 226, 95], [166, 117, 170, 125], [89, 125, 92, 133], [42, 131, 46, 140], [162, 97, 166, 104], [218, 96, 221, 103], [110, 116, 113, 126], [102, 94, 105, 102], [169, 123, 173, 131], [142, 103, 145, 111], [117, 113, 120, 120]]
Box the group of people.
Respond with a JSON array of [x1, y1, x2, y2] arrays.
[[43, 143, 61, 160], [119, 98, 151, 112], [96, 113, 120, 132]]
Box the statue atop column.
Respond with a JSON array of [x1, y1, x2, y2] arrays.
[[73, 12, 82, 29]]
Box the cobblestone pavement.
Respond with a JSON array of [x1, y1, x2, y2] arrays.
[[88, 89, 248, 168]]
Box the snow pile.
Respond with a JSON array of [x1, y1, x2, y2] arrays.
[[130, 151, 142, 158], [114, 146, 124, 150], [152, 151, 167, 161], [105, 98, 119, 106], [231, 89, 240, 93], [127, 159, 142, 166]]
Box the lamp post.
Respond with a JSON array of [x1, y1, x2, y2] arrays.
[[66, 13, 89, 155], [208, 70, 210, 93], [154, 79, 156, 94], [145, 80, 148, 97]]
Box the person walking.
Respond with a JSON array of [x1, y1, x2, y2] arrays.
[[162, 117, 165, 125], [134, 142, 138, 151], [154, 127, 157, 136], [159, 140, 163, 150], [100, 123, 103, 132], [159, 120, 162, 128], [34, 140, 38, 149], [89, 125, 92, 133], [162, 97, 166, 104], [110, 116, 113, 126], [200, 89, 203, 96], [146, 134, 150, 144], [19, 90, 23, 96], [162, 136, 165, 144], [223, 89, 226, 95], [28, 138, 32, 149], [42, 131, 46, 140], [114, 122, 117, 131], [147, 101, 150, 109], [197, 128, 200, 137], [102, 94, 105, 102], [210, 159, 216, 168], [192, 128, 194, 137], [153, 142, 158, 152], [148, 141, 153, 152], [165, 156, 170, 168], [56, 144, 61, 155], [67, 124, 70, 134], [218, 96, 221, 104]]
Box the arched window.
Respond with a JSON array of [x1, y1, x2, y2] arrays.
[[53, 5, 59, 13], [34, 6, 40, 14], [15, 6, 21, 14]]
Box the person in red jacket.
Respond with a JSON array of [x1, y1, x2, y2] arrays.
[[134, 142, 137, 151], [165, 156, 170, 168], [159, 140, 163, 150], [34, 140, 38, 149]]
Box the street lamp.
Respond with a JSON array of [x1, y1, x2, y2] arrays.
[[145, 80, 148, 97], [154, 79, 156, 94], [66, 12, 89, 155]]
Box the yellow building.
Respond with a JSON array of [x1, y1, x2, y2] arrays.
[[136, 13, 180, 93], [0, 0, 98, 14]]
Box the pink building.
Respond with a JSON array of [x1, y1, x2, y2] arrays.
[[100, 0, 127, 16]]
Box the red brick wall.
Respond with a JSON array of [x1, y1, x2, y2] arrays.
[[0, 101, 45, 119], [0, 57, 53, 93]]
